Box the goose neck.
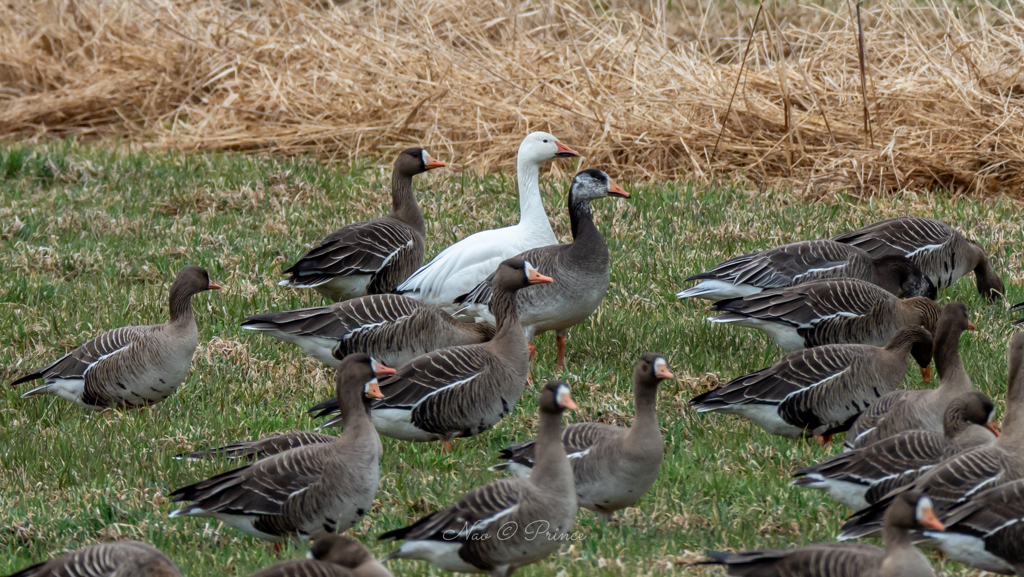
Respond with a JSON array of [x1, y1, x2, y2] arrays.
[[630, 383, 661, 437], [516, 156, 550, 229], [390, 171, 424, 233], [168, 289, 196, 325], [529, 409, 571, 486]]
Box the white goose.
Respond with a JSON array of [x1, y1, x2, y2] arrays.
[[395, 132, 577, 311]]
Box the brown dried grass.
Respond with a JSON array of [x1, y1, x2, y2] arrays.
[[2, 0, 1024, 195]]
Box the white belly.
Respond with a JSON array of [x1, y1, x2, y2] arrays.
[[677, 280, 763, 301], [927, 531, 1014, 573], [396, 541, 482, 573], [794, 475, 869, 509], [371, 408, 435, 441], [711, 403, 806, 438]]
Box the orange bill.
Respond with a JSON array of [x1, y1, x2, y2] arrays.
[[424, 155, 446, 170], [559, 390, 578, 410], [608, 179, 630, 198], [554, 141, 579, 158], [366, 379, 385, 399], [526, 266, 554, 284], [918, 507, 945, 531], [920, 365, 931, 383], [371, 359, 396, 377], [968, 321, 978, 331], [208, 281, 222, 290], [987, 421, 1001, 437]]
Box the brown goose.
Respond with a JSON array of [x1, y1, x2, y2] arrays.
[[379, 380, 578, 577], [454, 169, 629, 370], [834, 216, 1004, 301], [845, 302, 976, 450], [308, 258, 551, 450], [677, 239, 936, 301], [491, 353, 672, 521], [708, 278, 939, 351], [279, 148, 445, 301], [169, 354, 384, 542], [12, 266, 219, 409], [249, 535, 393, 577], [932, 477, 1024, 574], [840, 332, 1024, 540], [690, 326, 933, 442], [5, 541, 182, 577], [792, 392, 999, 509], [242, 294, 494, 369], [701, 492, 943, 577]]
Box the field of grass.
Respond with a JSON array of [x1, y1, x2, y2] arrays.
[[1, 141, 1022, 576]]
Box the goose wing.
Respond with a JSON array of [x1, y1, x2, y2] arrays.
[[7, 541, 180, 577], [688, 240, 855, 289], [179, 431, 336, 461], [12, 326, 141, 386], [833, 216, 952, 258], [373, 346, 488, 410], [701, 543, 883, 576], [941, 478, 1024, 564], [283, 218, 415, 287], [496, 422, 616, 468], [242, 295, 424, 340], [454, 245, 557, 307], [380, 478, 523, 543], [710, 279, 887, 328]]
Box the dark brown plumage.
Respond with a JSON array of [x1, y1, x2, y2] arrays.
[[248, 535, 392, 577], [5, 540, 182, 577]]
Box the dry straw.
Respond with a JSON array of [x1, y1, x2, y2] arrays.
[[1, 0, 1023, 195]]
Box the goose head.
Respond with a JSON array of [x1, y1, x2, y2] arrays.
[[492, 257, 554, 293], [334, 354, 388, 412], [170, 266, 221, 298], [307, 534, 376, 567], [944, 391, 999, 438], [518, 132, 578, 165], [570, 169, 630, 201], [539, 380, 578, 414], [886, 491, 944, 531], [395, 147, 446, 177], [635, 353, 674, 389]]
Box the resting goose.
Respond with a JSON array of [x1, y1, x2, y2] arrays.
[[396, 132, 577, 312], [279, 148, 445, 301], [242, 294, 495, 369], [677, 239, 936, 301], [12, 266, 219, 409], [932, 477, 1024, 574], [309, 258, 551, 450], [845, 302, 976, 451], [840, 332, 1024, 540], [690, 326, 933, 442], [379, 381, 578, 577], [708, 278, 940, 351], [249, 535, 393, 577], [834, 216, 1004, 301], [169, 354, 385, 542], [491, 353, 672, 521], [6, 540, 182, 577], [792, 392, 999, 509], [454, 169, 629, 369], [701, 492, 943, 577]]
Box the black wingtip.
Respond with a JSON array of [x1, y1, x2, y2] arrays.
[[10, 372, 41, 388], [1011, 301, 1024, 312], [308, 398, 340, 418]]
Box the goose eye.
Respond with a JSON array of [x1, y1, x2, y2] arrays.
[[543, 139, 549, 143]]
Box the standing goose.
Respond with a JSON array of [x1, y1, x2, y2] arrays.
[[454, 169, 629, 369], [701, 492, 943, 577], [12, 266, 220, 409], [5, 541, 182, 577], [792, 392, 999, 509], [834, 216, 1004, 301], [309, 258, 552, 450], [840, 332, 1024, 540], [931, 477, 1024, 574], [845, 302, 976, 451], [279, 148, 445, 301], [249, 535, 393, 577], [491, 353, 672, 521], [396, 133, 577, 311], [168, 354, 385, 542], [677, 239, 936, 301], [379, 381, 578, 577], [707, 278, 940, 351], [690, 326, 933, 442], [241, 294, 495, 369]]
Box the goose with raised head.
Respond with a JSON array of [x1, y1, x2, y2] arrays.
[[707, 278, 940, 351], [242, 294, 495, 369], [690, 326, 933, 442], [701, 492, 943, 577], [169, 354, 385, 542], [840, 332, 1024, 541], [12, 266, 220, 409], [454, 169, 629, 369], [677, 238, 936, 301], [379, 381, 578, 577], [792, 392, 999, 509], [249, 535, 393, 577], [834, 216, 1004, 301], [279, 148, 445, 301], [396, 132, 577, 312], [491, 353, 672, 521], [5, 541, 182, 577], [845, 302, 976, 451], [309, 258, 551, 450]]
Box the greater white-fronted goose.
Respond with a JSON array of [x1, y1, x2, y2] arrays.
[[700, 492, 943, 577], [396, 133, 577, 311], [840, 332, 1024, 540], [379, 381, 578, 577], [677, 239, 936, 301], [845, 302, 976, 450], [792, 392, 999, 509], [708, 278, 940, 351], [12, 266, 220, 409], [491, 353, 672, 521], [454, 169, 629, 369], [249, 535, 393, 577], [6, 540, 182, 577], [241, 294, 495, 369], [932, 477, 1024, 574], [169, 354, 385, 542], [834, 216, 1004, 301], [690, 326, 933, 442], [308, 258, 551, 450], [279, 148, 445, 301]]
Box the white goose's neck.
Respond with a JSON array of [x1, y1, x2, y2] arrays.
[[516, 156, 555, 237]]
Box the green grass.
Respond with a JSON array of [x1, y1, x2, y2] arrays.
[[1, 140, 1021, 576]]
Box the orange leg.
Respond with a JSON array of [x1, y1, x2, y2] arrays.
[[556, 335, 567, 371], [441, 440, 454, 453], [272, 542, 282, 556], [814, 434, 833, 446]]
